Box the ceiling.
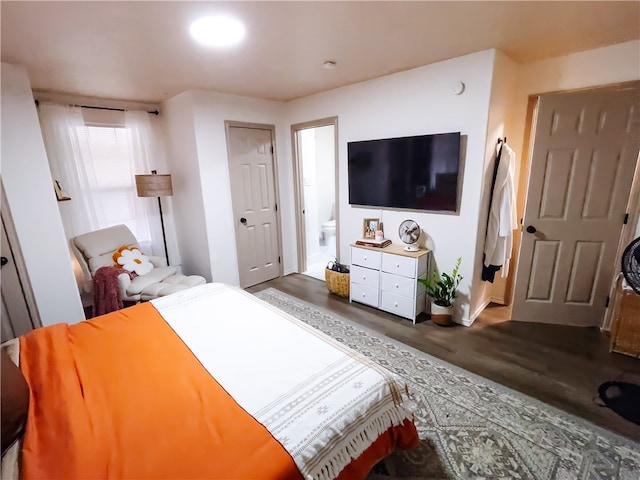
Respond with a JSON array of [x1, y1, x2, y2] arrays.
[[2, 1, 639, 103]]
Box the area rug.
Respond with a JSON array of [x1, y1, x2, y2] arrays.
[[253, 288, 640, 480]]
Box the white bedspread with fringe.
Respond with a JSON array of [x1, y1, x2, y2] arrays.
[[152, 283, 414, 480]]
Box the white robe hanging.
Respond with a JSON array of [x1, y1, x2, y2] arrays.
[[484, 143, 517, 277]]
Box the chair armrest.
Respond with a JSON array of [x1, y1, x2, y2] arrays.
[[117, 273, 133, 300], [147, 255, 168, 268]]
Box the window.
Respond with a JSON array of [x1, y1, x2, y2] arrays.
[[75, 124, 151, 244], [39, 103, 158, 257]]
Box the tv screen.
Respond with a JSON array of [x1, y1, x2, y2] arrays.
[[348, 132, 461, 212]]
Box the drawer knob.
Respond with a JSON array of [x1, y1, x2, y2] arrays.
[[395, 283, 399, 288], [362, 293, 366, 298], [364, 256, 367, 261], [394, 302, 398, 307], [362, 276, 366, 280], [396, 263, 400, 268]]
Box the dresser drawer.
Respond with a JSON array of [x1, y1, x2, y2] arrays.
[[351, 247, 382, 270], [381, 253, 416, 278], [350, 265, 380, 289], [380, 271, 425, 298], [380, 291, 415, 319], [350, 283, 379, 308]]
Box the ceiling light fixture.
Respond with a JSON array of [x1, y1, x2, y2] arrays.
[[190, 15, 245, 48], [323, 61, 337, 70]]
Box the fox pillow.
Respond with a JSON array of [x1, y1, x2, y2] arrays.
[[112, 245, 154, 276]]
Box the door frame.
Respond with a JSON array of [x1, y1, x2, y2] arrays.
[[509, 81, 640, 329], [291, 116, 339, 273], [1, 180, 41, 330], [603, 147, 640, 330], [224, 120, 284, 286]]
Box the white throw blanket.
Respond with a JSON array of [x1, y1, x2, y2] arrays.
[[152, 283, 414, 480]]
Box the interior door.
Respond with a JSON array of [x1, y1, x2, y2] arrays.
[[512, 85, 640, 326], [227, 125, 281, 288], [1, 216, 36, 341]]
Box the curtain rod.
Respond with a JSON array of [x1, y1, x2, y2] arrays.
[[34, 99, 159, 116]]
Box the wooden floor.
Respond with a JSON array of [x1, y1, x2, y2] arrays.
[[247, 273, 640, 442]]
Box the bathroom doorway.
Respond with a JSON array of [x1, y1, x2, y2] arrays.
[[291, 117, 338, 281]]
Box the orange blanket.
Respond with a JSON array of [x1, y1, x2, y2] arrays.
[[19, 302, 419, 479], [19, 303, 302, 480]]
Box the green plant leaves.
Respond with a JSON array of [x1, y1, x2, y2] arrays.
[[417, 256, 463, 307]]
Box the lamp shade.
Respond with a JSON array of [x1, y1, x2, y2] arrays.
[[135, 174, 173, 197]]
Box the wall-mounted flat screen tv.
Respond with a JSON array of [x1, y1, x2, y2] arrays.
[[348, 132, 461, 212]]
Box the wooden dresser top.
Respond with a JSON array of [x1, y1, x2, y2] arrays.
[[350, 243, 430, 258]]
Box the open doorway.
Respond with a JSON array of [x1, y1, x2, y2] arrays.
[[291, 118, 338, 281]]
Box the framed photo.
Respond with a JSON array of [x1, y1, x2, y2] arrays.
[[362, 218, 380, 239]]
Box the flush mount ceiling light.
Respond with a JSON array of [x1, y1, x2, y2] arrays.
[[190, 15, 245, 48], [323, 61, 337, 70]]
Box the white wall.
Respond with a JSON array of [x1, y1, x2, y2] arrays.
[[282, 50, 497, 324], [471, 50, 519, 317], [1, 62, 85, 325], [162, 92, 212, 280], [162, 91, 285, 285], [160, 41, 639, 325], [509, 40, 640, 192]]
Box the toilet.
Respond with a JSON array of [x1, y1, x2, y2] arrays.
[[321, 220, 336, 248]]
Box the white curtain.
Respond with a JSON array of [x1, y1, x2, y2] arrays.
[[38, 104, 104, 237], [124, 111, 161, 257], [38, 104, 166, 293]]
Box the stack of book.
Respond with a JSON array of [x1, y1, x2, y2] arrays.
[[355, 238, 392, 248]]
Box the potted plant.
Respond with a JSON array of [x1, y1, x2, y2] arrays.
[[418, 257, 462, 326]]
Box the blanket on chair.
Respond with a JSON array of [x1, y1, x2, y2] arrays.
[[92, 266, 135, 317]]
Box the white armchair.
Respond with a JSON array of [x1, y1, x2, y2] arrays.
[[71, 224, 205, 302]]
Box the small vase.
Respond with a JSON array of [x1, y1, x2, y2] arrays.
[[430, 303, 454, 326]]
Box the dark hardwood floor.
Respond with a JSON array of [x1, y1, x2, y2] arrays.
[[247, 273, 640, 442]]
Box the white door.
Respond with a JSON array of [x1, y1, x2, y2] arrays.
[[227, 125, 281, 288], [513, 85, 640, 326], [1, 217, 36, 341]]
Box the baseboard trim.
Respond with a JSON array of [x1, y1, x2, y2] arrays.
[[490, 296, 506, 305], [459, 297, 493, 327]]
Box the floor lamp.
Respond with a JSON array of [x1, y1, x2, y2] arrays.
[[135, 170, 173, 266]]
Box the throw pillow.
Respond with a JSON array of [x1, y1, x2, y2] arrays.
[[113, 246, 154, 276]]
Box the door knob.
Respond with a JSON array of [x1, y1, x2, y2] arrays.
[[526, 225, 537, 234], [240, 217, 247, 225], [0, 256, 7, 267]]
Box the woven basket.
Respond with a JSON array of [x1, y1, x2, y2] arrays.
[[325, 268, 350, 298]]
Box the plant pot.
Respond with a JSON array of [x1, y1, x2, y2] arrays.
[[430, 303, 454, 326]]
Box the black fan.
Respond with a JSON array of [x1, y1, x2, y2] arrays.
[[621, 236, 640, 294]]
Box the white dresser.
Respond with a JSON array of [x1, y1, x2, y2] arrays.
[[349, 244, 430, 324]]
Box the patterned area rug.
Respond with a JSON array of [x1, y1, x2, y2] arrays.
[[253, 288, 640, 480]]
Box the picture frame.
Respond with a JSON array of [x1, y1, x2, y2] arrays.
[[362, 218, 381, 239]]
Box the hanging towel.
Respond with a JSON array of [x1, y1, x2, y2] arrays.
[[483, 142, 517, 282]]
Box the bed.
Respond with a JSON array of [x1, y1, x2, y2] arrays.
[[1, 283, 419, 480]]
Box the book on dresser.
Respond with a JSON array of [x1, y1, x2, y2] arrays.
[[349, 243, 431, 324], [355, 238, 392, 248]]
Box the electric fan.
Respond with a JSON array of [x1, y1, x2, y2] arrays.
[[621, 236, 640, 294], [398, 219, 421, 252]]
